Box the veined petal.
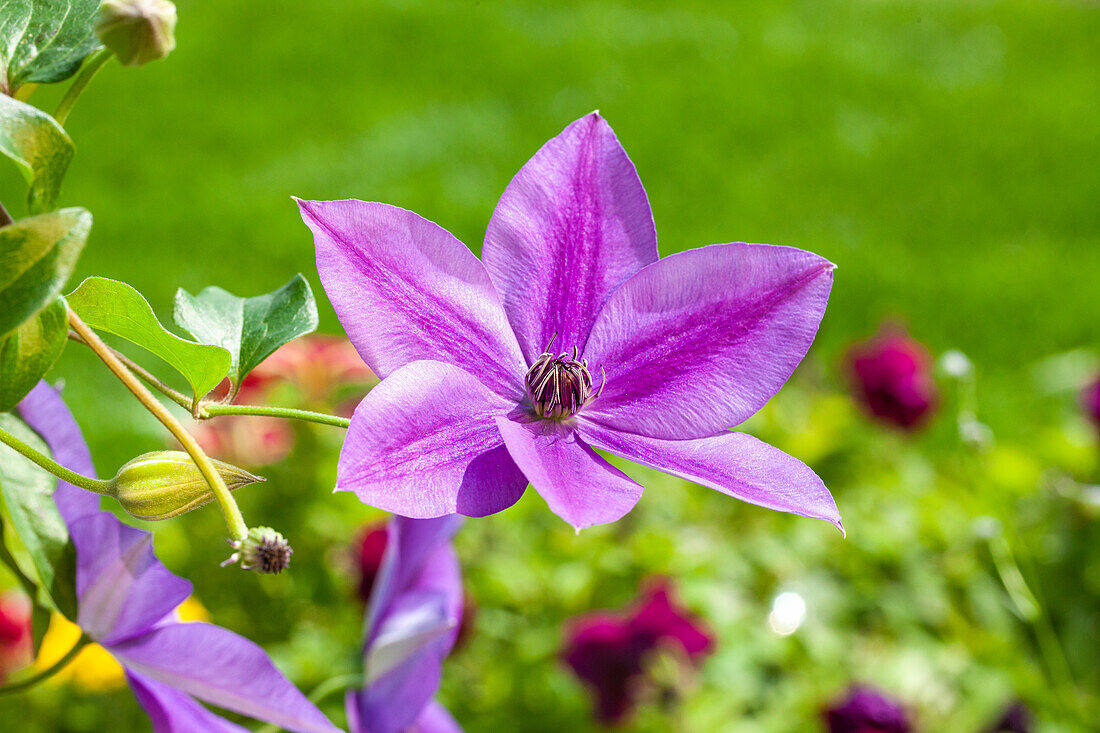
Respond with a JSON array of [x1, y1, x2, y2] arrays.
[[299, 199, 526, 398], [18, 381, 100, 523], [70, 513, 191, 645], [495, 417, 643, 531], [582, 242, 834, 439], [577, 420, 842, 530], [482, 113, 658, 364], [339, 361, 526, 519], [109, 623, 342, 733], [126, 670, 250, 733]]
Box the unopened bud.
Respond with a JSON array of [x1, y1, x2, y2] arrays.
[[108, 450, 263, 521], [222, 527, 293, 574], [96, 0, 177, 67]]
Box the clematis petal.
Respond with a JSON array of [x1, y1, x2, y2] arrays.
[[482, 113, 658, 363], [410, 701, 463, 733], [577, 421, 842, 530], [109, 622, 342, 733], [353, 541, 462, 733], [299, 199, 526, 397], [582, 242, 834, 440], [366, 516, 463, 641], [126, 670, 250, 733], [18, 381, 100, 523], [70, 513, 191, 645], [338, 361, 527, 519], [495, 417, 643, 531]]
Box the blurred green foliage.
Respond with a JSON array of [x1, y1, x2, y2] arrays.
[[1, 0, 1098, 731]]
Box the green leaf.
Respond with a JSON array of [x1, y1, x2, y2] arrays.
[[0, 295, 66, 412], [0, 0, 103, 92], [0, 412, 77, 619], [174, 274, 319, 396], [0, 94, 75, 214], [67, 276, 232, 403], [0, 207, 89, 339]]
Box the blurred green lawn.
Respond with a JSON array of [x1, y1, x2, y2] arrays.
[[1, 0, 1098, 731]]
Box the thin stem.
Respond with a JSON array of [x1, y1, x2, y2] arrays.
[[53, 48, 113, 125], [0, 424, 112, 494], [67, 308, 248, 541], [67, 330, 193, 410], [204, 403, 350, 429], [0, 633, 91, 695]]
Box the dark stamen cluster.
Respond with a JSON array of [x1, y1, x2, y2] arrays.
[[222, 526, 293, 574], [525, 336, 604, 419]]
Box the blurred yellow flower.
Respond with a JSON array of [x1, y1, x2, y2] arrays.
[[33, 597, 209, 691]]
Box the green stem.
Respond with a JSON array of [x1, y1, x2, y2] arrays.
[[67, 308, 248, 542], [53, 48, 113, 126], [204, 403, 350, 429], [0, 424, 112, 494], [0, 633, 91, 695], [255, 674, 363, 733]]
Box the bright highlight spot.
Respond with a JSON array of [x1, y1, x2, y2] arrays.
[[767, 591, 806, 636]]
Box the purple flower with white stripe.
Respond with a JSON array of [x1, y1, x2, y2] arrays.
[[18, 383, 341, 733], [300, 113, 840, 531], [347, 515, 463, 733]]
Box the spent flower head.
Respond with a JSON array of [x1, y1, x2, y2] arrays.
[[223, 526, 294, 574], [299, 112, 840, 532]]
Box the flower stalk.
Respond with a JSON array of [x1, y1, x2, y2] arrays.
[[53, 48, 114, 126], [0, 633, 91, 695], [0, 423, 112, 494], [66, 307, 248, 542]]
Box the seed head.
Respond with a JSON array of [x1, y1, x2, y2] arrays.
[[222, 527, 293, 574]]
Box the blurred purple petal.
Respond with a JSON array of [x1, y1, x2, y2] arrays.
[[482, 112, 658, 363], [338, 361, 526, 518], [109, 622, 342, 733], [352, 517, 463, 733], [578, 421, 842, 530], [410, 700, 463, 733], [582, 242, 834, 439], [495, 417, 642, 530], [126, 670, 250, 733], [300, 198, 526, 397], [69, 513, 191, 644], [18, 381, 100, 523]]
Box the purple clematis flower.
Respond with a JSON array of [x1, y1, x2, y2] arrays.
[[17, 382, 342, 733], [822, 685, 912, 733], [347, 515, 463, 733], [299, 112, 840, 531], [563, 579, 713, 725]]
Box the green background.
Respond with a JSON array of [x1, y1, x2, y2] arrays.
[[1, 0, 1098, 731]]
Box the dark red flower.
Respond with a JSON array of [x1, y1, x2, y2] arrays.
[[983, 701, 1032, 733], [355, 522, 389, 603], [0, 592, 31, 682], [563, 579, 713, 725], [848, 328, 937, 430], [823, 685, 912, 733], [1082, 375, 1100, 432]]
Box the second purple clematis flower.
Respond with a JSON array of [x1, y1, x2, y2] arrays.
[[347, 515, 463, 733], [300, 112, 840, 531], [18, 383, 341, 733]]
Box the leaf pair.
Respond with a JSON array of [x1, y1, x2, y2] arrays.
[[66, 275, 319, 406]]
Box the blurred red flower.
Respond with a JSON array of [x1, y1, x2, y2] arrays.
[[562, 579, 713, 725], [847, 327, 937, 430], [0, 592, 32, 683], [823, 685, 912, 733], [1082, 375, 1100, 432]]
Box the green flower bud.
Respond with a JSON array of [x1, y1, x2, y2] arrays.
[[108, 450, 263, 521], [222, 527, 293, 574], [96, 0, 178, 67]]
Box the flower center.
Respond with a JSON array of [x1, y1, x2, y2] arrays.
[[525, 336, 604, 419]]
